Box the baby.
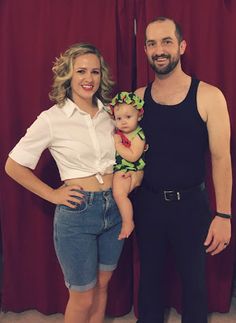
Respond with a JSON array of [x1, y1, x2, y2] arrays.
[[109, 92, 146, 240]]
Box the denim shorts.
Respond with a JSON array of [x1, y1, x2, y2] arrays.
[[53, 189, 124, 292]]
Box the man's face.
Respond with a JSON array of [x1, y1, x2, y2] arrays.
[[145, 20, 185, 75]]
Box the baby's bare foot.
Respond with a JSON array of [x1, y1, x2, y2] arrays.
[[118, 220, 135, 240]]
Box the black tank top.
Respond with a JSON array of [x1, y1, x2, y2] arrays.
[[141, 78, 209, 189]]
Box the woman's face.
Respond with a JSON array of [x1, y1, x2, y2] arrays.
[[70, 53, 101, 105]]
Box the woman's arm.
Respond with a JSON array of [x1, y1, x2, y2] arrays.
[[5, 157, 83, 207]]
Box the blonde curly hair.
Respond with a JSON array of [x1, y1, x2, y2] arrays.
[[49, 43, 114, 106]]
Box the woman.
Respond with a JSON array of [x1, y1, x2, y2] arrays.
[[5, 43, 141, 323]]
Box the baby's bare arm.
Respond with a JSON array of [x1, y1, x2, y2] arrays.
[[114, 135, 145, 162]]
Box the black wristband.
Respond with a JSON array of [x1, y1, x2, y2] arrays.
[[216, 211, 232, 219]]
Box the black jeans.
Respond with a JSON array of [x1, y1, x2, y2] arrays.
[[133, 185, 211, 323]]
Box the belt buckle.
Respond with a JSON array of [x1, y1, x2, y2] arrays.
[[164, 190, 181, 201]]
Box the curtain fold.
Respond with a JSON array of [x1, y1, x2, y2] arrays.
[[102, 0, 136, 316], [1, 0, 235, 317]]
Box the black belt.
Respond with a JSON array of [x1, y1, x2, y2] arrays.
[[143, 181, 205, 202]]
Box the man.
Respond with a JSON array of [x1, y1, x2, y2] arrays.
[[134, 17, 232, 323]]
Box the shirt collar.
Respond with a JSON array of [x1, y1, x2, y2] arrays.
[[60, 98, 104, 117]]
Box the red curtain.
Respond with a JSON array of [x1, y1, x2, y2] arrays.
[[0, 0, 235, 317]]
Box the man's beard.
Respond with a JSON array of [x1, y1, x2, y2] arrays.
[[149, 54, 180, 75]]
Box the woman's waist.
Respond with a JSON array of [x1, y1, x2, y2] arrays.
[[64, 173, 113, 192]]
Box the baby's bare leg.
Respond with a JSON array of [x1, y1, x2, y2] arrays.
[[112, 172, 134, 240]]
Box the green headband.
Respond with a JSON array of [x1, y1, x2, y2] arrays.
[[110, 91, 144, 110]]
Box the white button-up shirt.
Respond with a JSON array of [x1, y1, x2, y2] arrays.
[[9, 98, 116, 182]]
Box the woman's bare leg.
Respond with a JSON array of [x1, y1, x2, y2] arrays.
[[89, 271, 113, 323], [65, 288, 95, 323]]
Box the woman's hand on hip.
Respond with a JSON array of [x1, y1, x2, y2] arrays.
[[50, 184, 84, 207]]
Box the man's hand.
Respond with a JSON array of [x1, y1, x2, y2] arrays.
[[204, 216, 231, 255]]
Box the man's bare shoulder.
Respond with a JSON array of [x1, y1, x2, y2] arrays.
[[198, 81, 228, 117], [198, 81, 225, 100], [135, 87, 146, 99]]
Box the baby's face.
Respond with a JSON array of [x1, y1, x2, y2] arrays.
[[114, 103, 140, 134]]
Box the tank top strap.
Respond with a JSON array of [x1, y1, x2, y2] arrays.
[[185, 78, 200, 104], [130, 125, 145, 140], [144, 82, 153, 102]]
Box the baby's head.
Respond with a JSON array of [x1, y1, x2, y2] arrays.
[[109, 92, 144, 134]]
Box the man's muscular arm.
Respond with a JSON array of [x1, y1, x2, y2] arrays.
[[198, 82, 232, 256]]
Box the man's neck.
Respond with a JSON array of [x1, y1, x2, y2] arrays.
[[153, 67, 188, 89], [151, 68, 191, 105]]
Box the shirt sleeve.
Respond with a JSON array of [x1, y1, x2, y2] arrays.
[[9, 112, 52, 169]]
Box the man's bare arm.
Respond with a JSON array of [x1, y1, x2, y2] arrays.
[[198, 82, 232, 255]]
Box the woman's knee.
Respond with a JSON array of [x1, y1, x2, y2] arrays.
[[96, 271, 113, 290], [68, 289, 95, 311]]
